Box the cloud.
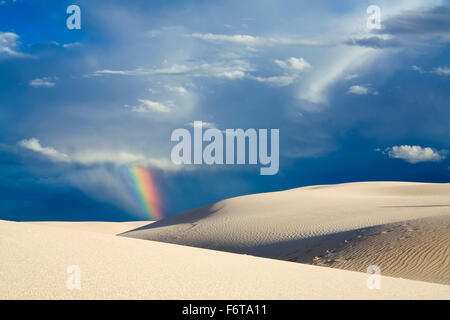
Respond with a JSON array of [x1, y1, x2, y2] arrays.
[[344, 36, 404, 49], [250, 75, 296, 87], [71, 151, 176, 170], [62, 42, 82, 48], [248, 57, 310, 87], [94, 64, 192, 76], [377, 4, 450, 37], [411, 65, 450, 75], [185, 121, 217, 129], [432, 67, 450, 76], [347, 85, 378, 95], [0, 31, 29, 58], [19, 138, 70, 162], [94, 60, 253, 80], [189, 33, 323, 47], [167, 86, 188, 95], [348, 85, 369, 95], [125, 99, 171, 113], [191, 33, 262, 46], [411, 65, 425, 73], [274, 57, 311, 72], [383, 145, 445, 163], [29, 77, 57, 88], [18, 138, 177, 170]]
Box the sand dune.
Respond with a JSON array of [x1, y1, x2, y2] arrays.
[[1, 219, 449, 299], [122, 182, 450, 285], [292, 215, 450, 285], [27, 221, 150, 235]]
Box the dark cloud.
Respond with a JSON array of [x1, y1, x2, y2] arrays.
[[377, 4, 450, 36]]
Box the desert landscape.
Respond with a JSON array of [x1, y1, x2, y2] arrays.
[[1, 181, 449, 299]]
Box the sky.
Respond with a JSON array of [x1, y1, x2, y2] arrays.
[[0, 0, 449, 221]]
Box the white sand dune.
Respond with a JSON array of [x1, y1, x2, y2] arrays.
[[302, 215, 450, 285], [27, 221, 150, 235], [1, 219, 449, 299], [122, 182, 450, 285]]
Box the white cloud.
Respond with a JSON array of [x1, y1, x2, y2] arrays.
[[185, 121, 217, 129], [18, 138, 178, 170], [19, 138, 70, 162], [167, 86, 188, 95], [248, 57, 310, 87], [94, 60, 253, 80], [217, 70, 246, 79], [0, 31, 29, 58], [72, 151, 176, 170], [348, 85, 369, 95], [411, 65, 424, 73], [274, 57, 311, 72], [385, 145, 445, 163], [412, 65, 450, 75], [29, 77, 57, 88], [62, 42, 81, 48], [191, 33, 262, 46], [250, 75, 296, 87], [432, 66, 450, 75], [125, 99, 171, 113], [190, 33, 322, 47]]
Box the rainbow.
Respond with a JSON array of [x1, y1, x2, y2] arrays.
[[121, 165, 163, 220]]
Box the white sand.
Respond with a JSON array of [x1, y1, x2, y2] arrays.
[[1, 219, 449, 299], [295, 215, 450, 285], [27, 221, 150, 235], [122, 182, 450, 284]]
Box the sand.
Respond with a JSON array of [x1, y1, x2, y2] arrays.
[[1, 181, 449, 299], [0, 219, 449, 299], [122, 182, 450, 285], [292, 215, 450, 285], [27, 221, 150, 235]]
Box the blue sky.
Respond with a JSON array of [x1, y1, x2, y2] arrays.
[[1, 0, 449, 221]]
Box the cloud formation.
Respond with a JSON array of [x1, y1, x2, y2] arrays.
[[432, 66, 450, 76], [190, 33, 323, 47], [377, 4, 450, 37], [412, 65, 450, 76], [29, 77, 57, 88], [125, 99, 171, 113], [347, 85, 378, 95], [274, 57, 311, 72], [94, 60, 253, 80], [19, 138, 70, 162], [0, 31, 29, 58], [344, 36, 404, 49], [19, 138, 176, 170], [384, 145, 445, 164]]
